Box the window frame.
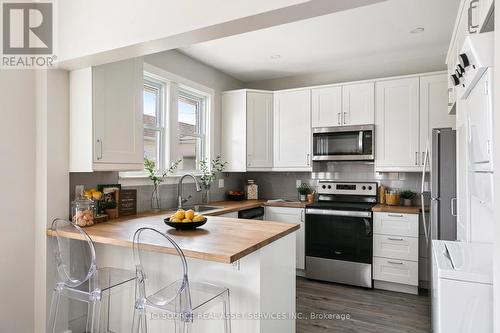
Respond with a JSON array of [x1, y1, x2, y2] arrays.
[[142, 76, 166, 171], [120, 63, 214, 184]]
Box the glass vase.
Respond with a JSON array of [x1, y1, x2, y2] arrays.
[[201, 185, 211, 204], [151, 184, 161, 211]]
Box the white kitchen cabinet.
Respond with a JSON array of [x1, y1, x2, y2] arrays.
[[70, 58, 144, 172], [342, 82, 374, 126], [221, 89, 273, 172], [265, 206, 305, 270], [247, 92, 273, 169], [373, 211, 419, 294], [221, 90, 247, 172], [375, 77, 420, 171], [273, 90, 311, 170], [467, 69, 493, 172], [419, 74, 456, 163], [311, 86, 342, 127]]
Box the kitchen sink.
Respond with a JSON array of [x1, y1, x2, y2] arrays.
[[182, 205, 223, 213]]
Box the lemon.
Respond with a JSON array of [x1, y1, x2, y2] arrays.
[[185, 209, 195, 220], [182, 218, 192, 223], [174, 210, 185, 220], [193, 215, 205, 222], [170, 218, 181, 223]]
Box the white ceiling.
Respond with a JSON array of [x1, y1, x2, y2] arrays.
[[179, 0, 459, 83]]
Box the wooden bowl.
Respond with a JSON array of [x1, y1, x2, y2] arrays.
[[164, 217, 207, 230]]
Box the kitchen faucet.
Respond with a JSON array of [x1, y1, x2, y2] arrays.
[[177, 173, 202, 209]]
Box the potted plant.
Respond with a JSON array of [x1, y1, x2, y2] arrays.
[[297, 183, 311, 202], [103, 200, 118, 219], [144, 158, 181, 211], [199, 155, 228, 204], [400, 190, 416, 206]]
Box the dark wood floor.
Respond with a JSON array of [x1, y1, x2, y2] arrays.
[[297, 277, 431, 333]]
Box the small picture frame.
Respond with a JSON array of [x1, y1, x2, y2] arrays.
[[97, 184, 121, 219]]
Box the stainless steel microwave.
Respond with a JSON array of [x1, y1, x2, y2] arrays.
[[312, 125, 374, 161]]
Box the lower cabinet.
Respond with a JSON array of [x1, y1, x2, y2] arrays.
[[264, 206, 305, 270], [373, 212, 420, 294]]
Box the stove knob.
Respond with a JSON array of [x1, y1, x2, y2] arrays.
[[362, 186, 366, 190], [327, 185, 332, 189], [450, 74, 460, 86], [368, 186, 373, 191], [457, 64, 465, 74], [455, 68, 463, 78], [322, 185, 326, 189], [459, 53, 470, 68]]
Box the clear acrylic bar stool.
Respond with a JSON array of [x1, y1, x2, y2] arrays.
[[132, 227, 231, 333], [48, 218, 136, 333]]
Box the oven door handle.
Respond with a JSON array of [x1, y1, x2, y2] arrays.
[[306, 208, 372, 218]]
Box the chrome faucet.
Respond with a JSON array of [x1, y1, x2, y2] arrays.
[[177, 173, 202, 209]]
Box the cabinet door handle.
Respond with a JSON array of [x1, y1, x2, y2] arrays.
[[451, 198, 457, 217], [343, 112, 348, 125], [388, 237, 404, 241], [96, 139, 103, 160], [300, 209, 304, 222], [468, 0, 479, 34], [387, 260, 404, 265], [388, 213, 403, 217], [422, 152, 426, 166], [337, 112, 341, 125], [306, 153, 310, 166], [415, 152, 419, 165]]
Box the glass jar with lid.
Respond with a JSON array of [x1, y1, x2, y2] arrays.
[[71, 196, 95, 227], [246, 180, 258, 200]]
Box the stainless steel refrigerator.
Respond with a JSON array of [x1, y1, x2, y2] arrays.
[[421, 128, 457, 243]]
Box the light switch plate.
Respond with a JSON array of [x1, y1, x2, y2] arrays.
[[218, 179, 224, 188]]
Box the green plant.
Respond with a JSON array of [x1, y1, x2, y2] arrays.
[[297, 183, 311, 195], [144, 157, 181, 187], [400, 190, 416, 200], [200, 155, 228, 188], [102, 200, 117, 210]]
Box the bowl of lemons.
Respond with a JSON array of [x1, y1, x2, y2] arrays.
[[164, 209, 207, 230]]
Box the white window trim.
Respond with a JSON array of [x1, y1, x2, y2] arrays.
[[120, 63, 215, 186]]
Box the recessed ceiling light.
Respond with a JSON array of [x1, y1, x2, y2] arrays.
[[270, 54, 281, 59], [410, 27, 425, 34]]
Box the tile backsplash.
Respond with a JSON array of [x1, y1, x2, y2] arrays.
[[69, 164, 428, 215]]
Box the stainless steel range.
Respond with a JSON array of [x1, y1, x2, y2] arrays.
[[305, 181, 377, 288]]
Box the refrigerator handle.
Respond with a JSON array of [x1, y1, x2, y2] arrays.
[[421, 139, 430, 244]]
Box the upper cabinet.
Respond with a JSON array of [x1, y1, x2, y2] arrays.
[[342, 82, 375, 126], [375, 77, 420, 171], [420, 74, 456, 154], [311, 82, 374, 127], [274, 89, 312, 170], [221, 90, 273, 172], [375, 73, 453, 172], [247, 92, 273, 169], [311, 86, 342, 127], [70, 58, 144, 172]]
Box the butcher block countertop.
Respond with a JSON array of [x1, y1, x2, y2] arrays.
[[372, 204, 421, 214], [47, 204, 300, 264]]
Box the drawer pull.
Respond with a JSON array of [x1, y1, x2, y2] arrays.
[[388, 237, 404, 241], [334, 250, 342, 255], [388, 213, 404, 217], [387, 260, 404, 265]]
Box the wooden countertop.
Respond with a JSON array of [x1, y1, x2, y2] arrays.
[[263, 201, 310, 208], [372, 204, 421, 214], [47, 212, 299, 264]]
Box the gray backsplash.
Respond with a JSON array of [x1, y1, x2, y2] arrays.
[[69, 163, 428, 214]]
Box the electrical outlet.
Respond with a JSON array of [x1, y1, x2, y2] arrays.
[[296, 180, 302, 187], [218, 179, 224, 188], [75, 185, 84, 198]]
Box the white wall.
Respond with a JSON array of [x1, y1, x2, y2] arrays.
[[0, 70, 36, 333], [144, 50, 245, 157]]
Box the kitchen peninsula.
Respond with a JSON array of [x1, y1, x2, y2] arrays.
[[47, 207, 300, 333]]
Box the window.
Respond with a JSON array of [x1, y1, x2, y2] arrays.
[[121, 65, 213, 181], [176, 88, 206, 171], [142, 78, 165, 170]]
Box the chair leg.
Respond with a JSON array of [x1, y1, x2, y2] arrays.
[[48, 289, 62, 333], [131, 306, 147, 333], [222, 290, 231, 333], [86, 300, 101, 333]]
